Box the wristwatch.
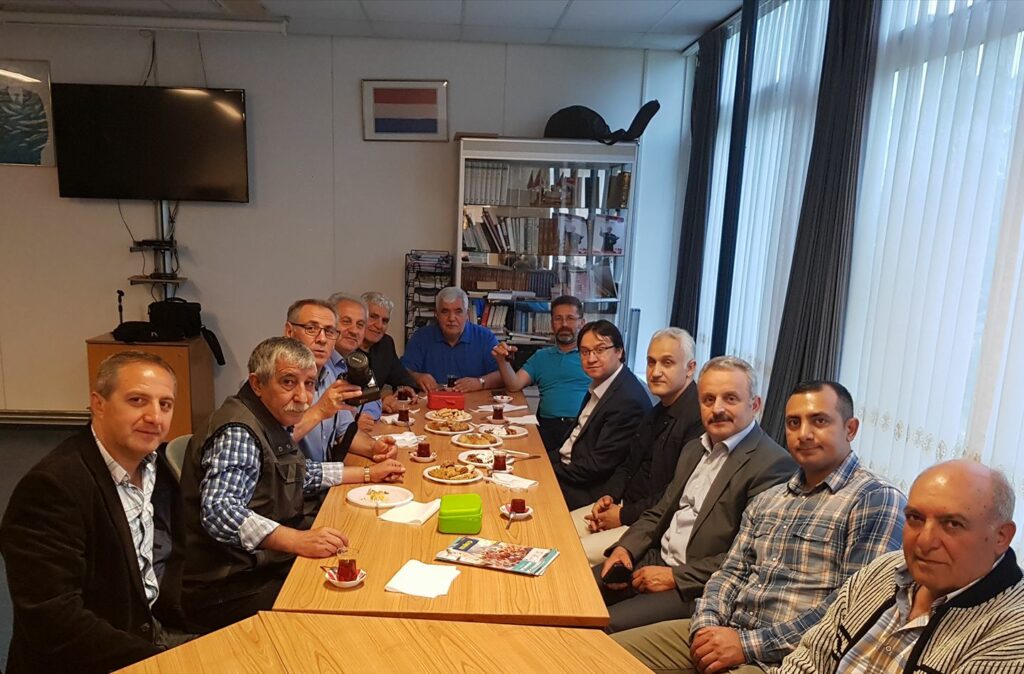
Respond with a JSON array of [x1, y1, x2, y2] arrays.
[[363, 466, 371, 483], [478, 377, 485, 390]]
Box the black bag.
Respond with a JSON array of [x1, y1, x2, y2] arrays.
[[112, 321, 163, 343], [149, 297, 202, 339], [544, 100, 661, 145]]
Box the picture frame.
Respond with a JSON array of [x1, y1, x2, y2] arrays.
[[0, 60, 54, 166], [362, 79, 448, 142]]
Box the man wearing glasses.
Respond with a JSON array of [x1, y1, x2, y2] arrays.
[[283, 299, 396, 465], [551, 319, 651, 510]]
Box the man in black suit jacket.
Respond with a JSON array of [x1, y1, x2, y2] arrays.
[[360, 291, 420, 410], [572, 328, 705, 564], [550, 320, 652, 510], [595, 356, 795, 633], [0, 352, 187, 673]]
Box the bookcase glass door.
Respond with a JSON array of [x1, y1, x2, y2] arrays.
[[456, 138, 638, 348]]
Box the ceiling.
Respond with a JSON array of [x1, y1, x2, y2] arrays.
[[0, 0, 740, 51]]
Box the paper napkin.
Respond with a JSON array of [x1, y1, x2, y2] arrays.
[[379, 499, 441, 525], [503, 414, 539, 425], [373, 431, 422, 448], [379, 411, 420, 425], [385, 560, 460, 598], [488, 472, 539, 489]]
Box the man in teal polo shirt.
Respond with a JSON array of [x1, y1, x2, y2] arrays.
[[492, 295, 591, 451], [402, 286, 502, 392]]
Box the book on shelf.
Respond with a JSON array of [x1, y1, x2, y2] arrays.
[[592, 214, 626, 255], [606, 171, 632, 209], [435, 536, 559, 576], [488, 290, 536, 301], [556, 213, 589, 255]]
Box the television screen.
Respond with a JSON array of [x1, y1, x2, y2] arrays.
[[51, 83, 249, 203]]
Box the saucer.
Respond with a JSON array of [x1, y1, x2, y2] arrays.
[[325, 567, 367, 588], [409, 452, 437, 463], [499, 504, 533, 520]]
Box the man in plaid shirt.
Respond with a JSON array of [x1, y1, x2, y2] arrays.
[[614, 380, 906, 674]]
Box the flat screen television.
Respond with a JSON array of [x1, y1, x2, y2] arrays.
[[51, 83, 249, 203]]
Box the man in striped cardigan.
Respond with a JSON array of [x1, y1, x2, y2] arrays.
[[781, 459, 1023, 673]]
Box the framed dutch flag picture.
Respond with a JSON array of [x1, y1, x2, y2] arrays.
[[362, 79, 448, 142]]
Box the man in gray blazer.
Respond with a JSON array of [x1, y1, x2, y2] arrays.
[[595, 356, 795, 633]]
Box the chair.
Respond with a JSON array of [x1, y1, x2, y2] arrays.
[[164, 434, 192, 482]]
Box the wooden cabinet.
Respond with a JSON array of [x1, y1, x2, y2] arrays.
[[85, 333, 214, 440]]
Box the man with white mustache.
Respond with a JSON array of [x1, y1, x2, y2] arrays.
[[491, 295, 592, 451], [179, 337, 404, 632]]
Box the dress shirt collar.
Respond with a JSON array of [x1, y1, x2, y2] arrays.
[[700, 418, 755, 454], [326, 349, 346, 379], [895, 554, 1005, 615], [590, 363, 623, 397], [787, 449, 861, 495], [663, 380, 694, 419], [91, 425, 157, 487]]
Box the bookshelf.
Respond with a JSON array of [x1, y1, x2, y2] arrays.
[[404, 250, 453, 345], [456, 138, 638, 346]]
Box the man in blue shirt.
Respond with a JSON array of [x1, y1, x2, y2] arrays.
[[327, 292, 383, 428], [491, 295, 591, 451], [402, 286, 501, 392]]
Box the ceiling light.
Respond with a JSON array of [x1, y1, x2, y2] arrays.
[[0, 10, 288, 35]]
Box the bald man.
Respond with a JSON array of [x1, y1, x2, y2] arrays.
[[782, 459, 1024, 673]]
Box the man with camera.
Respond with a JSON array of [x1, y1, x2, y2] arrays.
[[283, 298, 395, 464]]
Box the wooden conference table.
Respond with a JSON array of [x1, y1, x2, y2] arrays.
[[119, 612, 653, 673], [273, 391, 609, 627]]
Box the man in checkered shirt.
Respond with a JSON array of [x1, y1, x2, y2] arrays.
[[614, 380, 906, 674]]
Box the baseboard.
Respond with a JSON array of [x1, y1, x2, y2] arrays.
[[0, 409, 90, 426]]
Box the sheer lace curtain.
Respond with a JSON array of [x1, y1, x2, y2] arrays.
[[838, 0, 1024, 541], [693, 0, 829, 392], [695, 32, 739, 366]]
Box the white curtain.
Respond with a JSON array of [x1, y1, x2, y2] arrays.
[[839, 0, 1024, 543], [694, 0, 829, 395], [695, 31, 739, 366]]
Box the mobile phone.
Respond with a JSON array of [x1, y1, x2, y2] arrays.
[[602, 563, 632, 585]]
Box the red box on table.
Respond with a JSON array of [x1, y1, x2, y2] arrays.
[[427, 390, 465, 410]]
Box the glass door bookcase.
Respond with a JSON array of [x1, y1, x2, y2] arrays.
[[456, 137, 638, 355]]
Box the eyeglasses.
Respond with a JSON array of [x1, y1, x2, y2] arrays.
[[289, 321, 341, 340], [579, 345, 617, 358]]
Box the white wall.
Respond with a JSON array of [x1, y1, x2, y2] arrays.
[[0, 24, 687, 410]]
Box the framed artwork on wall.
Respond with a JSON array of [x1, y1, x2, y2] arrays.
[[362, 79, 448, 142], [0, 60, 54, 166]]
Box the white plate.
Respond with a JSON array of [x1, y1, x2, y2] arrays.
[[451, 432, 503, 449], [425, 409, 473, 423], [424, 421, 475, 436], [477, 424, 528, 439], [376, 433, 425, 448], [423, 465, 483, 485], [458, 449, 517, 469], [409, 452, 437, 463], [499, 504, 534, 520], [346, 485, 414, 509], [325, 567, 367, 588]]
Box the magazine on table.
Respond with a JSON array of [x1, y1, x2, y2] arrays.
[[435, 536, 559, 576]]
